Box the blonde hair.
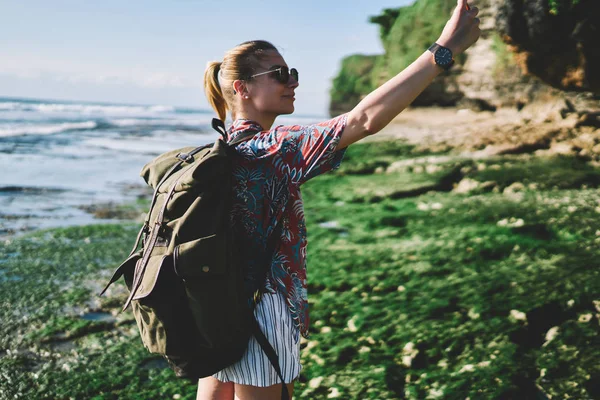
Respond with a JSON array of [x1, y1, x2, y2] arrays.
[[203, 40, 278, 122]]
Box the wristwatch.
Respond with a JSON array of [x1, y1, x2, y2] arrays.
[[428, 43, 454, 70]]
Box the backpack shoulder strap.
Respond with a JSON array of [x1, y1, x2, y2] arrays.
[[212, 118, 259, 147], [248, 221, 288, 399], [128, 119, 234, 258], [249, 316, 290, 400]]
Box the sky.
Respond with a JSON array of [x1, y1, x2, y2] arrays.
[[0, 0, 415, 116]]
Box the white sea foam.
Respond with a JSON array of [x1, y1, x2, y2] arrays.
[[0, 101, 175, 116], [83, 137, 184, 154], [108, 117, 209, 127], [0, 102, 22, 111], [82, 128, 217, 154], [0, 121, 98, 137]]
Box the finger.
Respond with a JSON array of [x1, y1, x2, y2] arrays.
[[474, 17, 481, 25], [468, 6, 480, 16], [457, 0, 467, 9]]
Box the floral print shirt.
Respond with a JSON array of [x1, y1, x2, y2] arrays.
[[228, 114, 348, 338]]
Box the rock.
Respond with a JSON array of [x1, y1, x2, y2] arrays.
[[319, 221, 341, 229], [309, 376, 324, 389], [510, 309, 527, 322], [457, 98, 498, 112], [426, 164, 443, 174], [401, 342, 419, 368], [561, 99, 577, 118], [347, 316, 358, 332], [459, 364, 475, 373], [578, 313, 592, 323], [496, 139, 551, 155], [548, 142, 575, 155], [454, 178, 480, 194], [428, 387, 445, 398], [503, 182, 526, 194], [520, 98, 581, 124], [542, 326, 560, 347], [576, 112, 600, 129], [497, 0, 600, 93], [479, 181, 498, 193], [497, 217, 525, 228]]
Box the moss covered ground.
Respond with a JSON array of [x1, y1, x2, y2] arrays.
[[1, 140, 599, 399]]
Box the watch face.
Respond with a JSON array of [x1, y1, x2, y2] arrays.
[[435, 47, 453, 66]]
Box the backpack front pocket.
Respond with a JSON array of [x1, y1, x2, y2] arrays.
[[173, 234, 228, 279], [173, 233, 248, 346]]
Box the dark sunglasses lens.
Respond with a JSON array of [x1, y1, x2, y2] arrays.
[[290, 68, 298, 82], [269, 67, 298, 84], [276, 67, 289, 84], [275, 67, 298, 84]]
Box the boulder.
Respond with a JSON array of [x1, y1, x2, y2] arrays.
[[496, 0, 600, 93]]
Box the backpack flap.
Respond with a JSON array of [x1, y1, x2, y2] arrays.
[[131, 253, 171, 300], [173, 234, 227, 279], [140, 146, 198, 189], [99, 249, 143, 296]]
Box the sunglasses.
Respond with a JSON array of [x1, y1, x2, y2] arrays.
[[249, 66, 299, 84]]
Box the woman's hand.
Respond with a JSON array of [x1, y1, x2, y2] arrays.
[[339, 0, 483, 149], [437, 0, 481, 55]]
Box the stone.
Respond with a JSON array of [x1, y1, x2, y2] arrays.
[[576, 113, 600, 129], [454, 178, 480, 194], [503, 182, 526, 194]]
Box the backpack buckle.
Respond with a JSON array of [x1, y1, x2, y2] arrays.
[[176, 152, 194, 163]]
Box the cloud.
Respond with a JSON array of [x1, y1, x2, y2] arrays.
[[60, 71, 199, 89], [0, 55, 200, 90]]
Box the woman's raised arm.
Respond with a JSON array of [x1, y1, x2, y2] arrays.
[[338, 0, 481, 149]]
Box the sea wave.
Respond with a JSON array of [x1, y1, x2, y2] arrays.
[[108, 117, 209, 128], [0, 121, 98, 137], [0, 101, 175, 116], [82, 136, 198, 155]]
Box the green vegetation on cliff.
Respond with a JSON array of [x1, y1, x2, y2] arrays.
[[548, 0, 581, 15], [330, 0, 598, 115], [330, 55, 379, 116], [330, 0, 456, 115], [374, 0, 454, 80]]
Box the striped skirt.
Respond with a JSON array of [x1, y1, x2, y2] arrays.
[[212, 291, 302, 386]]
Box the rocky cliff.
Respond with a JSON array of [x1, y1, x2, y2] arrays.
[[329, 0, 600, 116]]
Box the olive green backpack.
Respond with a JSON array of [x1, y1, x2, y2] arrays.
[[100, 119, 289, 399]]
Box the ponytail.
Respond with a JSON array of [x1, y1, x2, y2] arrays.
[[203, 40, 278, 123], [204, 61, 228, 122]]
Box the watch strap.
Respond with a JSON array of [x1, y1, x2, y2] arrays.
[[428, 43, 442, 53]]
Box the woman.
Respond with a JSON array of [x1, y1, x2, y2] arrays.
[[198, 1, 480, 398]]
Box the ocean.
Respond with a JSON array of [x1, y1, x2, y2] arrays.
[[0, 97, 325, 237]]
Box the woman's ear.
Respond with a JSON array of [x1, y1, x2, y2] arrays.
[[232, 80, 246, 97]]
